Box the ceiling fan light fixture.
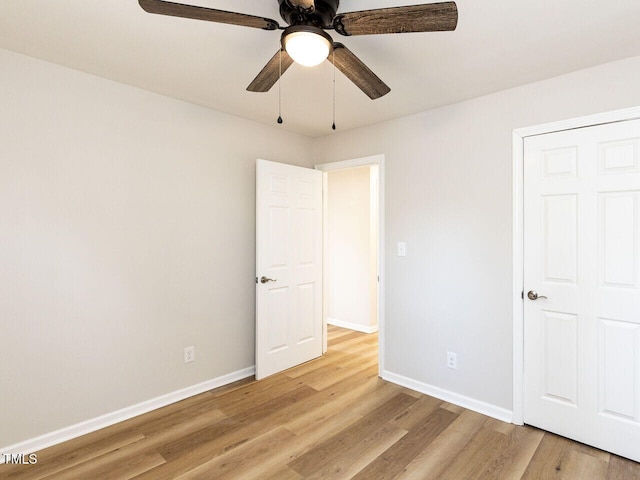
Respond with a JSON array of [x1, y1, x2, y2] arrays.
[[282, 25, 333, 67]]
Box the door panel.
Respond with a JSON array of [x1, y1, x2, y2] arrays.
[[541, 310, 578, 405], [523, 119, 640, 462], [256, 159, 323, 380], [599, 318, 639, 420], [600, 192, 638, 287], [542, 194, 577, 283]]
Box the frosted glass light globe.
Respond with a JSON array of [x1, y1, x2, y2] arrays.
[[283, 28, 332, 67]]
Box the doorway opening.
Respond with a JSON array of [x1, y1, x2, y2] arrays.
[[316, 154, 385, 375]]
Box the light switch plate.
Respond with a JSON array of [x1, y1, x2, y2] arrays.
[[397, 241, 407, 257]]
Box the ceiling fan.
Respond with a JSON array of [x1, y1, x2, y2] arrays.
[[138, 0, 458, 99]]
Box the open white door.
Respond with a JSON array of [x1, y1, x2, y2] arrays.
[[256, 159, 323, 380], [523, 119, 640, 461]]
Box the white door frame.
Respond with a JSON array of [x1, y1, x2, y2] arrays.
[[315, 154, 385, 377], [512, 106, 640, 425]]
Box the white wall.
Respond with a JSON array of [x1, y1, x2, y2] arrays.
[[312, 55, 640, 414], [0, 49, 314, 448], [327, 166, 378, 332]]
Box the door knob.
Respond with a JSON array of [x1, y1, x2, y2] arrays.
[[260, 276, 277, 284], [527, 290, 548, 300]]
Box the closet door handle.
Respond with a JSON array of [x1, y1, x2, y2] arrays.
[[527, 290, 548, 300]]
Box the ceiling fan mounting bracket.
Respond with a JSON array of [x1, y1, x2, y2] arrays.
[[278, 0, 339, 28]]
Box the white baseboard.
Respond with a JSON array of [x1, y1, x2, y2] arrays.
[[382, 370, 513, 424], [327, 317, 378, 334], [0, 366, 255, 461]]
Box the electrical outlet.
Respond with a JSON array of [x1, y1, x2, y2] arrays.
[[447, 351, 457, 370], [184, 346, 195, 364]]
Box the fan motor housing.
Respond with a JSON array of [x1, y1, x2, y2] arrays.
[[278, 0, 339, 28]]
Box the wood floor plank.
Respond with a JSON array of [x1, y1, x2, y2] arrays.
[[135, 406, 227, 439], [283, 367, 379, 435], [148, 366, 380, 479], [288, 392, 416, 477], [285, 349, 351, 378], [41, 449, 165, 480], [437, 419, 514, 480], [206, 373, 298, 414], [349, 381, 418, 417], [158, 385, 316, 461], [138, 363, 382, 480], [331, 340, 379, 356], [352, 407, 458, 480], [520, 431, 615, 480], [440, 401, 466, 415], [217, 406, 365, 479], [285, 411, 365, 459], [476, 425, 545, 480], [128, 387, 314, 480], [395, 409, 488, 479], [327, 325, 353, 339], [172, 427, 296, 480], [206, 376, 255, 398], [246, 465, 304, 480], [301, 423, 407, 480], [287, 363, 344, 390], [0, 431, 146, 480], [329, 332, 377, 349], [328, 330, 368, 346], [304, 356, 378, 391], [332, 347, 377, 370], [389, 395, 443, 430], [233, 393, 372, 479], [607, 454, 640, 480], [563, 449, 609, 479], [521, 432, 576, 479], [1, 407, 226, 480]]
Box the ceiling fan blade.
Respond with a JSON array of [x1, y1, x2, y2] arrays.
[[247, 50, 295, 93], [288, 0, 315, 10], [333, 2, 457, 36], [328, 43, 390, 100], [138, 0, 280, 30]]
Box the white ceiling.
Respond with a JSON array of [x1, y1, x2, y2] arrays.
[[2, 0, 640, 137]]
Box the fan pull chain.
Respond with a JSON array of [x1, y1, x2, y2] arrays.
[[277, 48, 283, 125], [331, 49, 336, 131]]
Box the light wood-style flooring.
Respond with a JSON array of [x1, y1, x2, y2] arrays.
[[2, 325, 639, 479]]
